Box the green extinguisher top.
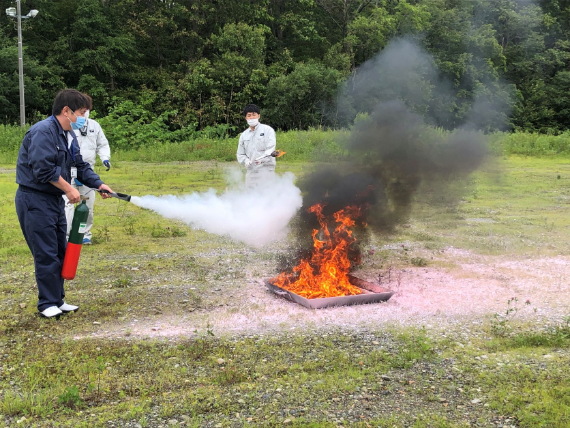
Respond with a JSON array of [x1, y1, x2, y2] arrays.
[[68, 199, 90, 245]]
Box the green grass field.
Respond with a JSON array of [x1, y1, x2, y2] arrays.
[[0, 157, 569, 427]]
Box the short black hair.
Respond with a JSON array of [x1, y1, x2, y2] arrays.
[[52, 89, 90, 116], [243, 104, 260, 116], [83, 93, 94, 110]]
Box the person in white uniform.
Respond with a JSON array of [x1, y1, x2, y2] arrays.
[[236, 104, 276, 189], [63, 95, 111, 244]]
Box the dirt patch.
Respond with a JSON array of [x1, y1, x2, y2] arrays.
[[75, 249, 570, 341]]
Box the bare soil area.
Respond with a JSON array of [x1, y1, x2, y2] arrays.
[[77, 248, 570, 341]]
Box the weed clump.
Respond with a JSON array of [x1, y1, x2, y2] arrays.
[[113, 275, 133, 288], [58, 385, 83, 409], [151, 224, 187, 238], [411, 257, 428, 267], [490, 297, 532, 337]]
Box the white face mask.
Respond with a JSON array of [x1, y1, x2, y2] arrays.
[[84, 110, 90, 119], [247, 118, 259, 127]]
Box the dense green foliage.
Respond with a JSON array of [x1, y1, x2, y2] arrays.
[[1, 0, 570, 134]]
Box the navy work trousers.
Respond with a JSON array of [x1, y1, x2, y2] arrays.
[[15, 187, 67, 311]]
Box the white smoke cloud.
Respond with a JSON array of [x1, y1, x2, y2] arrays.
[[130, 171, 302, 247]]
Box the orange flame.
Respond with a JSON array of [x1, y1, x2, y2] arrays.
[[272, 203, 363, 299], [275, 150, 286, 157]]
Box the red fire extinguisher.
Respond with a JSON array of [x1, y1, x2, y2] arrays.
[[62, 199, 90, 280]]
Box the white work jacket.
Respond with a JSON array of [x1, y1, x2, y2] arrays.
[[74, 119, 111, 167], [236, 123, 276, 170]]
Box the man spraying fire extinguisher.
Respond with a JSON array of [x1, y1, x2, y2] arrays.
[[15, 89, 114, 319], [63, 94, 111, 245]]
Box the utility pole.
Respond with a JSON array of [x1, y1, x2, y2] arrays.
[[16, 0, 25, 127], [6, 1, 39, 127]]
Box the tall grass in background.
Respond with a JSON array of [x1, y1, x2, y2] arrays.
[[489, 132, 570, 156], [113, 128, 349, 162], [0, 125, 27, 164], [2, 123, 570, 164]]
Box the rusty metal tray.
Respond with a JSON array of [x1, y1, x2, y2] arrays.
[[265, 275, 394, 309]]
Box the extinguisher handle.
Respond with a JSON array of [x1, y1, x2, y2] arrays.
[[94, 188, 132, 202]]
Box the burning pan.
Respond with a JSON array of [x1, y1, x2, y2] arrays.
[[265, 275, 394, 309]]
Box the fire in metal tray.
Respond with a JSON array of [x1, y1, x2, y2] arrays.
[[266, 275, 393, 309], [267, 202, 393, 308]]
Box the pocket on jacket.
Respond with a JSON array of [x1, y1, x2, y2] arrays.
[[56, 146, 66, 166], [256, 137, 266, 151]]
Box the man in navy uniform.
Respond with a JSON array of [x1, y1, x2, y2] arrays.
[[15, 89, 114, 318]]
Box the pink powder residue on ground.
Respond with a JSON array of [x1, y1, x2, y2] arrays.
[[76, 249, 570, 340]]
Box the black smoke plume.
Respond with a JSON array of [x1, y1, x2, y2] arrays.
[[280, 38, 505, 271]]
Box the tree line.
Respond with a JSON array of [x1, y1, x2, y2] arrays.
[[1, 0, 569, 137]]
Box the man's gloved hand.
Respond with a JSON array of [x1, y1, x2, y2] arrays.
[[244, 159, 252, 169], [103, 160, 111, 171]]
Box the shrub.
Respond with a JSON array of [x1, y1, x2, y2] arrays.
[[264, 62, 343, 130]]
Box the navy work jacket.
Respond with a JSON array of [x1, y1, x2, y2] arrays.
[[16, 116, 104, 196]]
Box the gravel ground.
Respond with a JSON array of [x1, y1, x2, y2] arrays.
[[59, 328, 569, 428], [6, 247, 566, 427], [77, 248, 570, 342]]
